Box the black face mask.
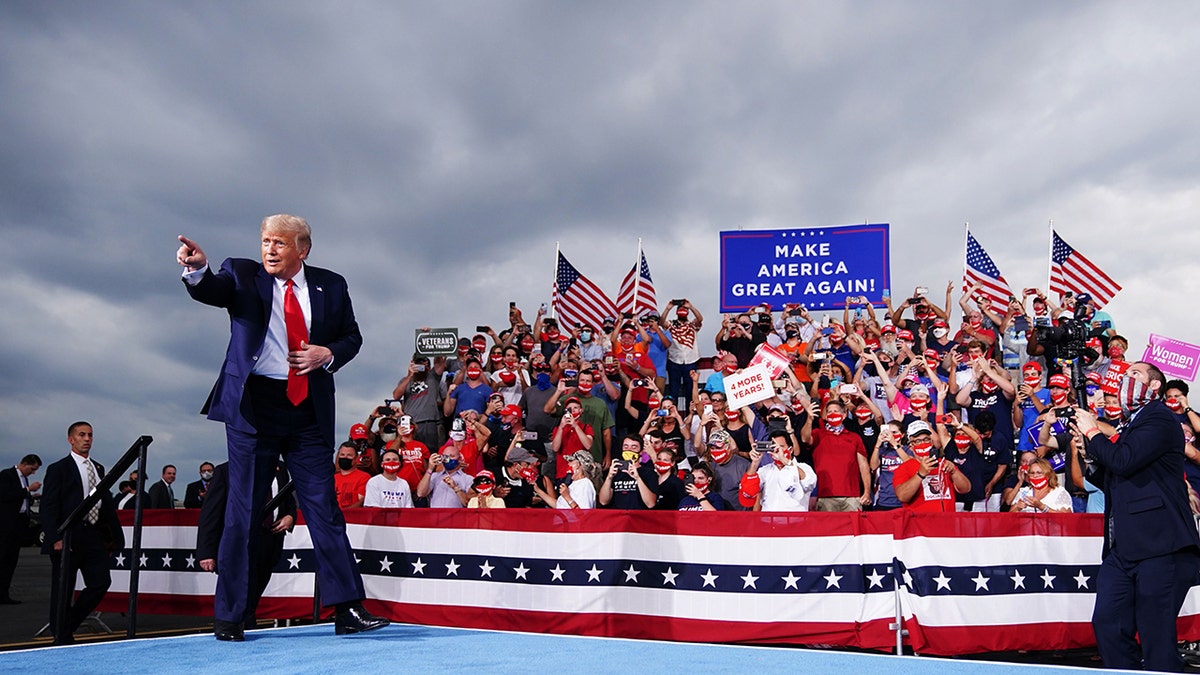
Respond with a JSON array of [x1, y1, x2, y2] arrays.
[[337, 457, 353, 471], [785, 330, 799, 340]]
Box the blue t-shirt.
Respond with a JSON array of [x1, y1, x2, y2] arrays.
[[453, 381, 494, 415], [1016, 389, 1052, 451], [678, 492, 727, 511], [873, 442, 904, 509], [946, 445, 987, 503], [639, 332, 672, 378], [966, 390, 1015, 457], [704, 372, 726, 394]]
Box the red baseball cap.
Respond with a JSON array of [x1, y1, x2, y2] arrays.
[[880, 324, 897, 334], [1049, 374, 1071, 389], [1023, 361, 1043, 373], [349, 423, 368, 440], [500, 404, 523, 418], [897, 329, 914, 341]]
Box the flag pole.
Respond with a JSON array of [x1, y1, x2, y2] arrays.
[[633, 238, 643, 316], [961, 222, 970, 323], [552, 241, 560, 321], [1046, 220, 1054, 295]]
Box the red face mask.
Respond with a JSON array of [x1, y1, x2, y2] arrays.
[[475, 483, 495, 496], [954, 435, 971, 450], [1050, 391, 1068, 406], [981, 380, 998, 393], [466, 366, 482, 379], [653, 460, 673, 474], [854, 409, 873, 424], [693, 478, 710, 491], [520, 337, 536, 352], [910, 398, 929, 411], [518, 466, 539, 483], [1104, 405, 1123, 419], [381, 460, 401, 473], [1167, 398, 1184, 413], [1029, 475, 1049, 490], [490, 353, 504, 363], [709, 445, 730, 463], [1023, 375, 1041, 388], [910, 439, 934, 457], [724, 410, 740, 421], [1108, 345, 1125, 359], [825, 412, 845, 426]]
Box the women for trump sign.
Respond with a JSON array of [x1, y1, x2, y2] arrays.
[[719, 224, 891, 313]]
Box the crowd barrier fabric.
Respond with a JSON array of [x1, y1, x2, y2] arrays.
[[95, 510, 1200, 655]]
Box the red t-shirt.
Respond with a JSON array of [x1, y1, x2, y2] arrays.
[[439, 439, 483, 475], [613, 341, 655, 379], [554, 421, 595, 478], [810, 427, 867, 498], [384, 438, 430, 493], [892, 458, 957, 512], [334, 469, 371, 509]]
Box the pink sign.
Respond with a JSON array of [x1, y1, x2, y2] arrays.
[[1142, 333, 1200, 382], [748, 342, 791, 379]]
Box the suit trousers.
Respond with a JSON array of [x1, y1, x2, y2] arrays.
[[48, 525, 112, 637], [0, 513, 29, 597], [1093, 548, 1200, 672], [215, 375, 364, 623]]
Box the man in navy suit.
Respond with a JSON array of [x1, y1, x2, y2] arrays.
[[40, 422, 124, 644], [0, 453, 42, 604], [1075, 361, 1200, 671], [177, 214, 387, 641]]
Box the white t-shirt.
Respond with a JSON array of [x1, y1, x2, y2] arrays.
[[363, 474, 414, 508], [757, 460, 817, 512], [556, 476, 597, 509], [1010, 485, 1073, 513]]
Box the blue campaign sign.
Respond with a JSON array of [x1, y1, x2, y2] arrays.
[[719, 224, 891, 312]]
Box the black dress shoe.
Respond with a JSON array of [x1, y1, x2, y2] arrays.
[[214, 619, 245, 642], [52, 633, 74, 646], [334, 603, 389, 635]]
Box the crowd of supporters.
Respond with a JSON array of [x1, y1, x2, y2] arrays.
[[329, 285, 1199, 514]]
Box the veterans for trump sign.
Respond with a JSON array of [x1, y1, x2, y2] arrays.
[[719, 224, 890, 313]]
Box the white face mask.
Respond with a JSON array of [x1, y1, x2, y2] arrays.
[[932, 328, 948, 339]]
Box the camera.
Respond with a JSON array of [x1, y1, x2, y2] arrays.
[[935, 413, 955, 426], [811, 351, 832, 361], [633, 379, 648, 388], [672, 298, 685, 306], [1055, 407, 1076, 421], [767, 416, 788, 434], [683, 472, 695, 487], [554, 475, 573, 490], [375, 405, 391, 416], [476, 325, 489, 333], [821, 327, 835, 336]]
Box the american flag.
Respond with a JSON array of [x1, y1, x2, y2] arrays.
[[552, 251, 618, 330], [1050, 230, 1122, 308], [616, 249, 657, 317], [962, 231, 1015, 316]]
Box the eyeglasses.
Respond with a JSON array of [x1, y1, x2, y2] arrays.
[[711, 396, 726, 402]]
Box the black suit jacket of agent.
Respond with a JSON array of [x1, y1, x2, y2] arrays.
[[0, 466, 31, 536], [1088, 399, 1200, 560], [184, 478, 209, 509], [40, 454, 124, 554], [184, 258, 362, 449], [147, 480, 174, 509], [195, 462, 296, 562]]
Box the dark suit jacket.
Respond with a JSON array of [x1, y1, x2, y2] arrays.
[[1088, 399, 1200, 560], [184, 478, 209, 509], [40, 455, 124, 554], [184, 259, 362, 448], [147, 480, 174, 509], [195, 462, 296, 562], [0, 466, 31, 537]]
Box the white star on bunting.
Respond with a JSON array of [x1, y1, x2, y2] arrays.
[[586, 565, 603, 582], [782, 571, 801, 589], [972, 572, 990, 591], [824, 570, 842, 589], [1074, 570, 1090, 589], [480, 561, 494, 578], [1041, 570, 1055, 589], [288, 554, 301, 570], [114, 553, 126, 567], [411, 558, 427, 575], [700, 569, 719, 588], [550, 565, 566, 582], [623, 565, 640, 583], [741, 570, 759, 589], [866, 569, 885, 589], [185, 554, 195, 569], [933, 572, 952, 591], [446, 559, 460, 576], [161, 552, 173, 568], [662, 567, 678, 586], [1011, 571, 1026, 589], [514, 563, 530, 580], [379, 556, 393, 573]]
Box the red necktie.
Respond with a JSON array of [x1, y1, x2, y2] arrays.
[[284, 279, 309, 405]]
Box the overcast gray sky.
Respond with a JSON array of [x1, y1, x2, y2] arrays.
[[3, 1, 1198, 478]]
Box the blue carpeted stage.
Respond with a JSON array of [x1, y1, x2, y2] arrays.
[[0, 623, 1136, 675]]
